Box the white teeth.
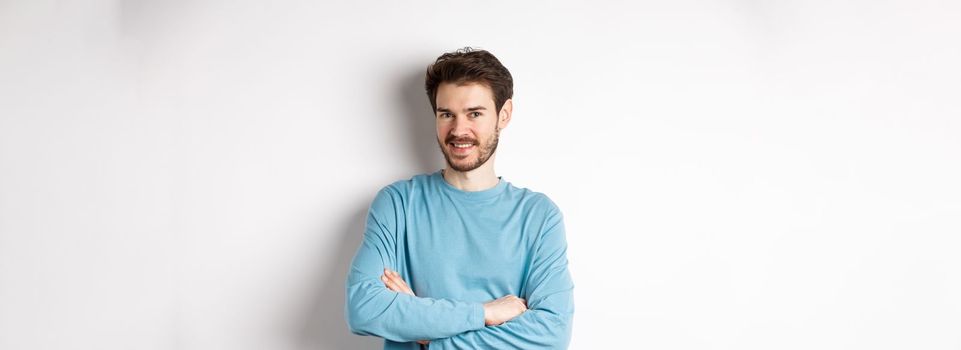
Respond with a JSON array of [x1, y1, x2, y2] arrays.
[[453, 143, 473, 148]]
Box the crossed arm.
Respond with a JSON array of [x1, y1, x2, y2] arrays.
[[380, 268, 435, 345], [344, 189, 575, 348], [380, 268, 528, 345]]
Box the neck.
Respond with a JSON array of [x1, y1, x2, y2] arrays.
[[442, 156, 499, 191]]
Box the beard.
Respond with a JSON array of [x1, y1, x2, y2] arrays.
[[437, 126, 500, 172]]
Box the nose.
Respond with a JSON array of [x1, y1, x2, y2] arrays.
[[450, 115, 472, 137]]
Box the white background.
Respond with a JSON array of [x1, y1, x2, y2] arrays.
[[1, 1, 959, 349]]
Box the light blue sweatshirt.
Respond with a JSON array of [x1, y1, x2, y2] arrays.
[[345, 170, 575, 349]]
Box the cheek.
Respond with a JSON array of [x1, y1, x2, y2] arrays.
[[437, 124, 456, 137]]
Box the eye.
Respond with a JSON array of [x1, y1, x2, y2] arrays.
[[439, 113, 453, 119], [470, 112, 481, 118]]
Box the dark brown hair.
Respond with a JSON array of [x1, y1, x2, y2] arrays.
[[424, 47, 513, 114]]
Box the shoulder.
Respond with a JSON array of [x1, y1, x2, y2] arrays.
[[371, 172, 434, 206], [506, 182, 563, 219], [506, 184, 568, 247]]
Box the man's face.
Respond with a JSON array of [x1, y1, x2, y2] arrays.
[[434, 82, 505, 172]]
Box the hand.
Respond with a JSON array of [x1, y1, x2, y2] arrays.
[[482, 294, 528, 326], [382, 268, 430, 345], [381, 268, 415, 296]]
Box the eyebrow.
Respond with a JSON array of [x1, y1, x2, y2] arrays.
[[436, 106, 488, 113]]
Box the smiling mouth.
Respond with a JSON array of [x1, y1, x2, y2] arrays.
[[449, 142, 475, 154]]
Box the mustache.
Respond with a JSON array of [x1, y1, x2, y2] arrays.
[[445, 136, 477, 144]]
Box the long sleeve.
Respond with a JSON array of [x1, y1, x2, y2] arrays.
[[345, 187, 487, 343], [429, 206, 575, 349]]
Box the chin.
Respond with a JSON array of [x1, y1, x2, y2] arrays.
[[447, 159, 476, 172], [449, 163, 472, 172]]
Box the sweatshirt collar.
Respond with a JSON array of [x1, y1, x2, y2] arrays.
[[432, 169, 508, 200]]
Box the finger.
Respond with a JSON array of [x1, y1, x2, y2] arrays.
[[381, 274, 402, 292], [381, 269, 403, 291], [386, 270, 408, 290], [388, 270, 416, 296], [382, 271, 407, 294], [380, 273, 388, 286], [385, 273, 406, 293], [385, 277, 407, 295], [394, 273, 415, 295]]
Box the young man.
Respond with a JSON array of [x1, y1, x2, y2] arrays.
[[345, 47, 574, 349]]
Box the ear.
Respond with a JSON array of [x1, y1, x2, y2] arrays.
[[497, 99, 513, 130]]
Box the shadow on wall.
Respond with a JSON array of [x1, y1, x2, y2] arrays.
[[295, 65, 441, 350], [296, 206, 380, 350], [398, 64, 444, 174]]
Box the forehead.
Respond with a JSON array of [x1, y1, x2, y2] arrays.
[[435, 82, 496, 109]]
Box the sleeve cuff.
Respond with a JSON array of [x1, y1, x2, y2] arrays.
[[470, 302, 486, 330]]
